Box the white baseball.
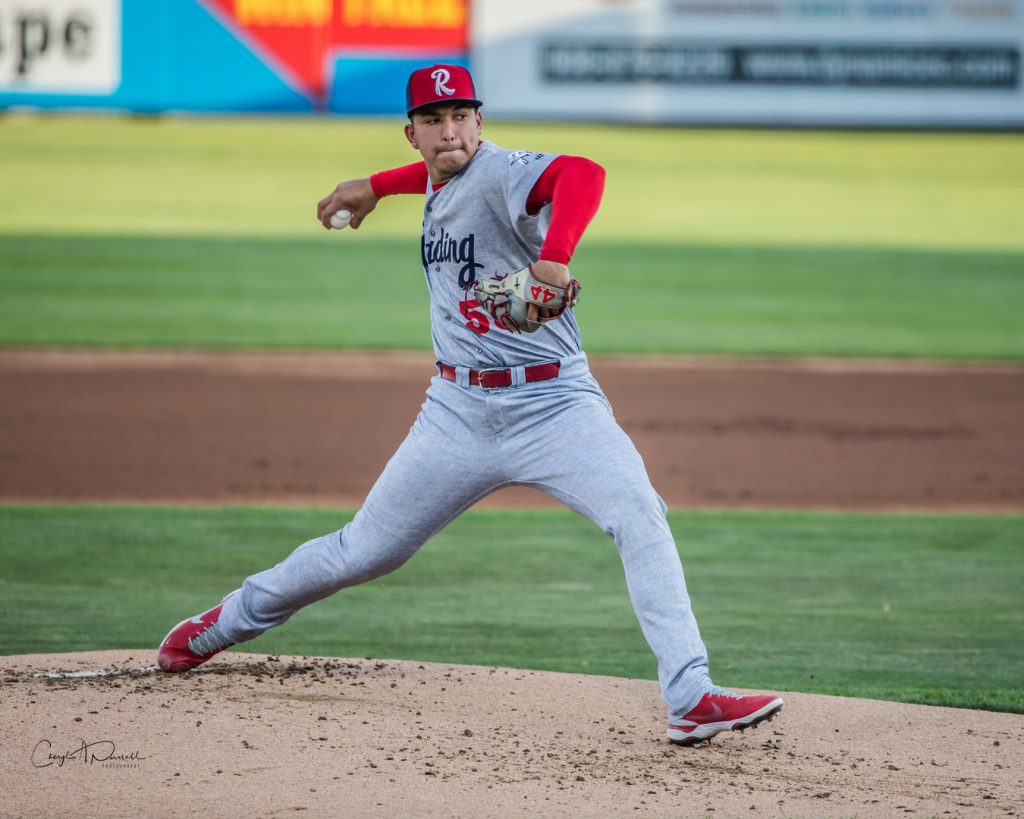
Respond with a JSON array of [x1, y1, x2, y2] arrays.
[[330, 209, 352, 230]]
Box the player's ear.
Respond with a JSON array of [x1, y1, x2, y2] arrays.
[[404, 122, 418, 150]]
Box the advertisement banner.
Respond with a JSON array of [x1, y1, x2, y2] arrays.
[[472, 0, 1024, 127], [0, 0, 469, 113]]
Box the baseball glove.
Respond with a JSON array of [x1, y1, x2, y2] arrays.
[[472, 265, 581, 333]]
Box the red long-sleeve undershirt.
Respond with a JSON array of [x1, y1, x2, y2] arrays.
[[369, 153, 605, 265]]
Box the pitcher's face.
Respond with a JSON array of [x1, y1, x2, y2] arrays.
[[405, 104, 484, 184]]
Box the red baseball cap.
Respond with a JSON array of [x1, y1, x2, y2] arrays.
[[406, 64, 482, 116]]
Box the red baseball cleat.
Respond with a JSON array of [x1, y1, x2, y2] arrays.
[[157, 594, 237, 673], [667, 687, 783, 745]]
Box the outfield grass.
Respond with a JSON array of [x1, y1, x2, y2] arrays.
[[2, 504, 1021, 713], [3, 117, 1022, 250], [1, 115, 1022, 358], [1, 234, 1020, 357]]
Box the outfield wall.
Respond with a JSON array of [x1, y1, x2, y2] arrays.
[[2, 0, 1022, 126]]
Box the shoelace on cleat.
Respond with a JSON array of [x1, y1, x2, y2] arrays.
[[187, 622, 234, 657], [707, 685, 742, 699]]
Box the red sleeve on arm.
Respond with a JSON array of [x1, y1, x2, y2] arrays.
[[370, 162, 429, 198], [527, 155, 606, 265]]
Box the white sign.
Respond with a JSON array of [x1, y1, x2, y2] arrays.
[[0, 0, 120, 94], [472, 0, 1024, 127]]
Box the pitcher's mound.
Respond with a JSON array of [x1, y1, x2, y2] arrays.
[[2, 651, 1020, 817]]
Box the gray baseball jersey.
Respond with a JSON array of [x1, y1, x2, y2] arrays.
[[420, 140, 582, 368]]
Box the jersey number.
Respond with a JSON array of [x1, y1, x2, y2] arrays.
[[460, 298, 489, 335], [462, 298, 497, 333], [459, 298, 515, 335]]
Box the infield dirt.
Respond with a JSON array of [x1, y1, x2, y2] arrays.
[[1, 349, 1022, 511], [2, 349, 1022, 817]]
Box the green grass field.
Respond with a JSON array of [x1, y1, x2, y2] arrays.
[[2, 505, 1021, 714], [2, 115, 1022, 358]]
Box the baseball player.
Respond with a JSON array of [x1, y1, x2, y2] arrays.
[[157, 65, 783, 745]]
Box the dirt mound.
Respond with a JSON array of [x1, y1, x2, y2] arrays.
[[2, 651, 1020, 817]]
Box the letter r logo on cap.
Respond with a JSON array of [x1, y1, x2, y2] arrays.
[[406, 64, 482, 116], [432, 68, 454, 97]]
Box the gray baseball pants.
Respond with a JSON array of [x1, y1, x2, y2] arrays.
[[218, 353, 711, 718]]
